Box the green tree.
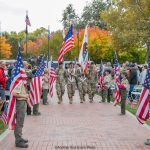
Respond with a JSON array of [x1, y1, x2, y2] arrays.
[[81, 0, 108, 29], [61, 4, 77, 28], [102, 0, 150, 61]]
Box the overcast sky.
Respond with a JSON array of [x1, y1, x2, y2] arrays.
[[0, 0, 91, 32]]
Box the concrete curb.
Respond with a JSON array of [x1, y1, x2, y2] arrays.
[[110, 101, 150, 130], [0, 128, 11, 142]]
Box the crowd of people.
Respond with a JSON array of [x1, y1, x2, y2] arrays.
[[0, 59, 148, 148]]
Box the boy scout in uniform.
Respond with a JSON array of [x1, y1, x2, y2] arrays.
[[86, 62, 98, 103], [118, 71, 129, 115], [55, 62, 66, 104], [101, 70, 112, 102], [76, 64, 87, 103], [66, 62, 76, 104], [13, 81, 29, 148]]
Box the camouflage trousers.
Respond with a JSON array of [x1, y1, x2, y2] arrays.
[[14, 100, 27, 144], [120, 89, 127, 114], [101, 87, 111, 102], [67, 82, 76, 101], [78, 81, 87, 101], [56, 82, 65, 102], [87, 82, 96, 101]]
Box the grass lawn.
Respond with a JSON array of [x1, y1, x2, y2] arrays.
[[0, 120, 7, 135]]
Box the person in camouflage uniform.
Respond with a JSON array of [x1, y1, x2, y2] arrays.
[[76, 64, 87, 103], [66, 62, 76, 104], [55, 62, 66, 104], [118, 71, 129, 115], [86, 62, 98, 103], [13, 81, 29, 148], [101, 70, 112, 103]]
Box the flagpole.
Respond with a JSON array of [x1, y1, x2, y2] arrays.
[[48, 25, 50, 62], [25, 10, 28, 60]]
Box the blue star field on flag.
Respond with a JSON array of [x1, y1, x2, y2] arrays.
[[12, 43, 24, 80], [34, 60, 46, 77]]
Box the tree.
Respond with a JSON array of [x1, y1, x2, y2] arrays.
[[81, 0, 108, 29], [102, 0, 150, 61], [69, 26, 113, 63], [0, 36, 12, 59], [61, 4, 77, 29]]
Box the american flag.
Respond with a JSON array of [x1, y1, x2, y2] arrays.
[[28, 60, 45, 106], [7, 44, 27, 130], [98, 60, 104, 90], [136, 57, 150, 124], [49, 62, 56, 97], [113, 51, 121, 106], [58, 25, 74, 62], [0, 102, 8, 125], [25, 13, 31, 26]]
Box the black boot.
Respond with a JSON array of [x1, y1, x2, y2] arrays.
[[16, 141, 28, 148]]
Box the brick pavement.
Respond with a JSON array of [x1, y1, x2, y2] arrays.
[[0, 89, 150, 150]]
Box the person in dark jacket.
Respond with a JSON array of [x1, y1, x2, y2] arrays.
[[128, 64, 138, 101]]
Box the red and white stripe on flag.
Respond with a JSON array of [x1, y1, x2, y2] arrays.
[[136, 87, 150, 124], [58, 42, 65, 62], [7, 69, 27, 130], [49, 66, 56, 97], [28, 76, 43, 106]]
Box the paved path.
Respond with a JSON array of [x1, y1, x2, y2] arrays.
[[0, 89, 150, 150]]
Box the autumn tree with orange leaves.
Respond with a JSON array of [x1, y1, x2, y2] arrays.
[[65, 26, 113, 63], [0, 36, 11, 59]]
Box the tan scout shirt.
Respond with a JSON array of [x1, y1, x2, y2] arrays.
[[13, 81, 27, 100]]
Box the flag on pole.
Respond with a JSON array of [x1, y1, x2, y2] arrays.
[[25, 11, 31, 34], [49, 59, 56, 97], [7, 43, 27, 130], [25, 13, 31, 26], [78, 25, 88, 73], [28, 60, 45, 106], [113, 51, 121, 106], [136, 57, 150, 124], [0, 102, 8, 125], [58, 25, 74, 62], [98, 60, 104, 90]]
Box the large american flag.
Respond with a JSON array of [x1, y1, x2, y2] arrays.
[[49, 62, 56, 97], [7, 44, 27, 130], [113, 52, 121, 106], [99, 60, 104, 90], [28, 60, 45, 106], [0, 102, 8, 125], [136, 58, 150, 124], [58, 25, 74, 62]]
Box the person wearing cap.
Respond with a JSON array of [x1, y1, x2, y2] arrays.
[[76, 63, 87, 103], [55, 62, 66, 104], [101, 70, 112, 103], [66, 62, 76, 104], [86, 61, 98, 103], [117, 71, 129, 115]]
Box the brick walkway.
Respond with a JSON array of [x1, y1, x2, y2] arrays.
[[0, 89, 150, 150]]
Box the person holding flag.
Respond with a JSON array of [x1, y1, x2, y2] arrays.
[[7, 43, 29, 148], [55, 62, 66, 104], [86, 62, 98, 103]]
